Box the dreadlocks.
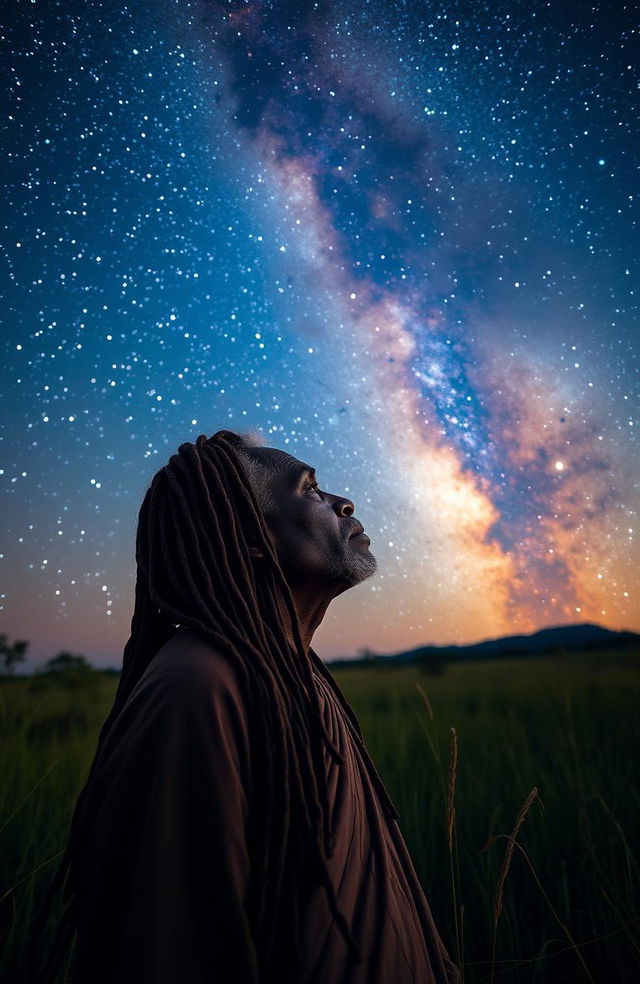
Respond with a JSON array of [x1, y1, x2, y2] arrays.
[[32, 429, 400, 983]]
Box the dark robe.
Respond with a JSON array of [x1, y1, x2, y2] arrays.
[[70, 628, 459, 984]]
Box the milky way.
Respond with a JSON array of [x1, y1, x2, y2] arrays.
[[2, 0, 638, 667]]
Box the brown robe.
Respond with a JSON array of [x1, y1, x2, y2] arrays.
[[70, 628, 459, 984]]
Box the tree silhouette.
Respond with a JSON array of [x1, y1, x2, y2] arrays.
[[44, 651, 91, 673], [357, 647, 378, 662], [0, 634, 29, 676]]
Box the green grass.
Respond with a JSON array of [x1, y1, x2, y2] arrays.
[[1, 651, 638, 982]]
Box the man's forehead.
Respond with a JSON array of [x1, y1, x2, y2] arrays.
[[246, 445, 314, 480]]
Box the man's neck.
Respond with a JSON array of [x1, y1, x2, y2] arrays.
[[276, 581, 336, 655]]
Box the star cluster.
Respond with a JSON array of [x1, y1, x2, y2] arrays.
[[1, 0, 637, 666]]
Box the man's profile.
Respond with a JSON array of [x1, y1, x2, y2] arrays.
[[34, 429, 459, 983]]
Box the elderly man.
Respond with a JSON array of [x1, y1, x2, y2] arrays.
[[36, 429, 459, 984]]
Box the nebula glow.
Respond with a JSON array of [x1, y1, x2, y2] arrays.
[[1, 0, 637, 667]]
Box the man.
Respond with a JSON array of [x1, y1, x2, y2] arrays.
[[35, 429, 459, 984]]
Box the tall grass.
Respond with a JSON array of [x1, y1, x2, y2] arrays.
[[0, 672, 116, 981], [337, 650, 640, 982], [1, 651, 638, 982]]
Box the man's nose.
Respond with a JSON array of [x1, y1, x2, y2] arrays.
[[331, 495, 354, 517]]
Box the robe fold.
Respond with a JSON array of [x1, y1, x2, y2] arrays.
[[70, 628, 459, 984]]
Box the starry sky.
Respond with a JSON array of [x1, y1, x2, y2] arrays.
[[2, 0, 638, 669]]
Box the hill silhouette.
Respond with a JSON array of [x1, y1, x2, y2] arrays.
[[326, 623, 640, 669]]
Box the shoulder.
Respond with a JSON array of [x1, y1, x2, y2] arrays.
[[115, 629, 254, 783], [134, 627, 247, 711]]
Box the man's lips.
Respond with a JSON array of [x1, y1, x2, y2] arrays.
[[347, 521, 370, 544]]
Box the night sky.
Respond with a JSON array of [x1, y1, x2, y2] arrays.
[[2, 0, 638, 669]]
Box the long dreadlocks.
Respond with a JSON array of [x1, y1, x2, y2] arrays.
[[32, 429, 400, 982]]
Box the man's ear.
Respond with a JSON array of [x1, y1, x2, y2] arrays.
[[248, 545, 265, 559]]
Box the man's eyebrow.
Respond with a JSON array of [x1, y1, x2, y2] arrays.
[[294, 464, 316, 485]]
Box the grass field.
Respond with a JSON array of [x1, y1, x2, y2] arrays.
[[1, 650, 639, 982]]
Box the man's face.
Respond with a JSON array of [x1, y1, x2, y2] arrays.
[[244, 446, 377, 593]]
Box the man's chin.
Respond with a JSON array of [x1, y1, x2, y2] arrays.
[[344, 548, 378, 586]]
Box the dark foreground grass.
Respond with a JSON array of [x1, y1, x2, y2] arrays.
[[1, 650, 638, 982]]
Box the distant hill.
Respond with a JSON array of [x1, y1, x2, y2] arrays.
[[326, 623, 640, 669]]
